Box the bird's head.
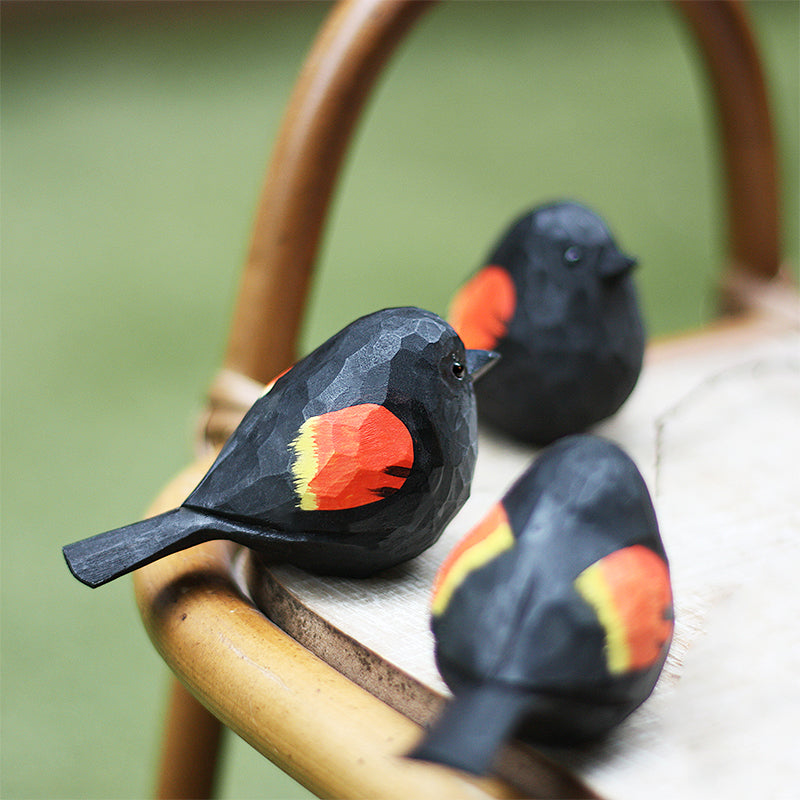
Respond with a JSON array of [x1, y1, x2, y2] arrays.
[[273, 307, 496, 416], [348, 307, 498, 399], [524, 200, 637, 284]]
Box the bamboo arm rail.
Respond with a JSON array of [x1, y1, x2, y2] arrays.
[[223, 0, 434, 385], [674, 0, 780, 283], [134, 460, 558, 800]]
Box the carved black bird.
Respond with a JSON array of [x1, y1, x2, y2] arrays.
[[64, 307, 498, 587], [412, 435, 673, 775], [449, 201, 645, 444]]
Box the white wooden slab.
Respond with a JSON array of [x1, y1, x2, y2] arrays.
[[245, 316, 800, 799]]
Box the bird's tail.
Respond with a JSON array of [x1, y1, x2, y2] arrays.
[[408, 682, 530, 776], [63, 506, 243, 588]]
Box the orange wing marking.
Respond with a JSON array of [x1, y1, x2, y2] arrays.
[[574, 545, 673, 674], [291, 404, 414, 511], [448, 265, 516, 350]]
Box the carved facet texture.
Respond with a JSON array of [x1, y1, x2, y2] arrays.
[[64, 307, 491, 587], [450, 201, 645, 445]]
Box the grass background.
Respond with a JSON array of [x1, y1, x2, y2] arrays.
[[1, 1, 797, 798]]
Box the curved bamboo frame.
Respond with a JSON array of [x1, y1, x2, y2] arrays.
[[222, 0, 780, 387], [133, 1, 784, 797]]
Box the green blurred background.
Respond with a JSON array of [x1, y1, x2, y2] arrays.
[[1, 1, 797, 798]]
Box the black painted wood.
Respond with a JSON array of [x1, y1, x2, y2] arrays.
[[64, 307, 498, 587]]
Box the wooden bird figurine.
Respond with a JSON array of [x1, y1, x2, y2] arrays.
[[64, 307, 498, 587], [449, 201, 645, 444], [412, 435, 673, 775]]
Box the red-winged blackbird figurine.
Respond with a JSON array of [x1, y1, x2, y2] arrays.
[[449, 201, 645, 445], [411, 435, 673, 776], [63, 307, 498, 588]]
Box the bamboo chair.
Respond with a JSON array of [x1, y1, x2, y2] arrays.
[[133, 1, 799, 798]]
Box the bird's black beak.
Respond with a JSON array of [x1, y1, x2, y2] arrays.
[[599, 252, 637, 280], [466, 349, 500, 382]]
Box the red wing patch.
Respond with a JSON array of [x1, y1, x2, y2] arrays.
[[262, 365, 293, 395], [448, 265, 516, 350], [291, 404, 414, 511], [574, 545, 673, 674]]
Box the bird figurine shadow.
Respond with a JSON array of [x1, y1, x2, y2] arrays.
[[63, 307, 498, 588], [411, 434, 673, 776], [449, 200, 645, 445]]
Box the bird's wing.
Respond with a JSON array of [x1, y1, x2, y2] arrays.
[[187, 401, 415, 524]]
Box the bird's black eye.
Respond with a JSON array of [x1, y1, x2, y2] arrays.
[[564, 246, 582, 265], [451, 361, 466, 380]]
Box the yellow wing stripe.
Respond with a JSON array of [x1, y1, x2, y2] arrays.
[[432, 510, 514, 616], [574, 561, 631, 674], [291, 420, 319, 511]]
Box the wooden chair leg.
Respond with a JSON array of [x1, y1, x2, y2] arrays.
[[155, 677, 224, 800]]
